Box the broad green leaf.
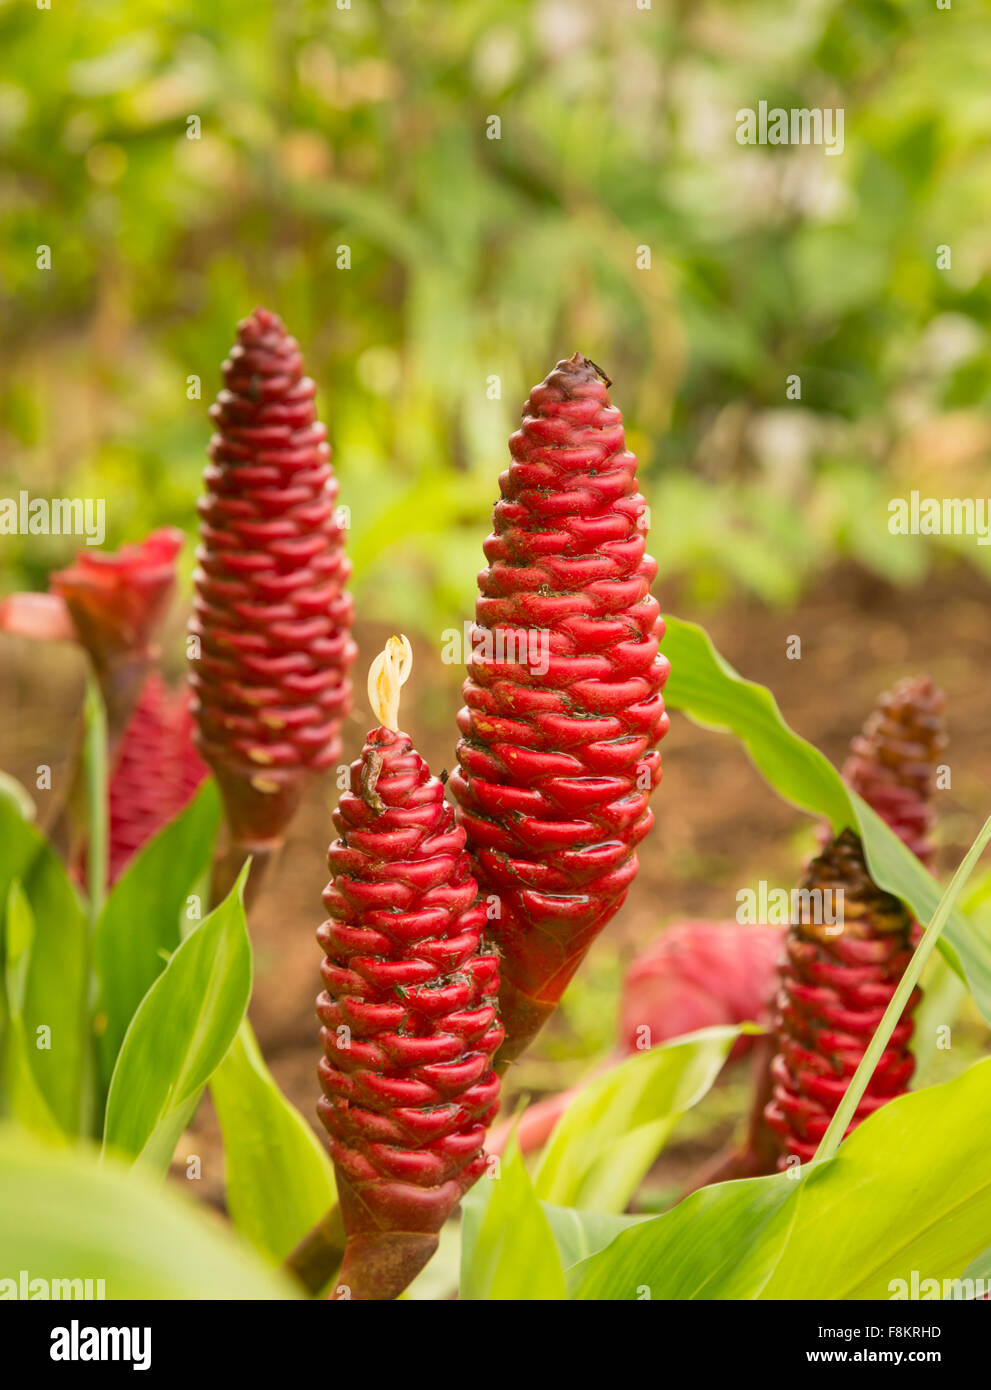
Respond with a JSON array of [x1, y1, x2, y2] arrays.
[[569, 1058, 991, 1300], [93, 778, 221, 1091], [764, 1060, 991, 1297], [0, 801, 87, 1135], [460, 1140, 567, 1301], [0, 770, 35, 821], [541, 1204, 650, 1271], [661, 617, 991, 1024], [211, 1020, 336, 1264], [0, 1127, 297, 1299], [569, 1170, 795, 1300], [2, 884, 65, 1143], [534, 1025, 742, 1212], [103, 865, 251, 1171]]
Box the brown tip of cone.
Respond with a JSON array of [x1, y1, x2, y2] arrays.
[[559, 352, 612, 388]]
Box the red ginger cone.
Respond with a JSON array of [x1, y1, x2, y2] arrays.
[[843, 674, 946, 868], [189, 308, 355, 849], [317, 638, 502, 1301], [763, 828, 920, 1167], [107, 673, 207, 884], [686, 677, 946, 1193], [450, 353, 669, 1064]]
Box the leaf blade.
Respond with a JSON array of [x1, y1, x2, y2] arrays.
[[210, 1021, 337, 1265], [460, 1140, 568, 1301], [0, 801, 88, 1135], [568, 1058, 991, 1300], [92, 778, 222, 1092], [0, 1126, 297, 1299], [102, 864, 251, 1171], [533, 1025, 741, 1212]]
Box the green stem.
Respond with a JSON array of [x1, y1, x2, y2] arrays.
[[814, 812, 991, 1164], [83, 673, 109, 927]]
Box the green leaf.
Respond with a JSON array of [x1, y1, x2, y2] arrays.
[[93, 778, 221, 1092], [102, 864, 251, 1171], [0, 1126, 298, 1299], [570, 1171, 795, 1300], [0, 801, 88, 1136], [533, 1026, 742, 1212], [0, 770, 36, 822], [2, 884, 65, 1144], [460, 1139, 568, 1301], [568, 1058, 991, 1300], [541, 1204, 651, 1271], [661, 616, 991, 1024], [210, 1021, 336, 1264]]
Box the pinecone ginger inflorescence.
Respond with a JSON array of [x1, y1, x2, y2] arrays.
[[190, 308, 355, 849], [317, 639, 502, 1300], [450, 353, 669, 1063], [843, 675, 947, 867], [107, 673, 207, 884], [763, 828, 920, 1167]]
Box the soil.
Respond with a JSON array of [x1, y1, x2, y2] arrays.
[[3, 559, 989, 1215]]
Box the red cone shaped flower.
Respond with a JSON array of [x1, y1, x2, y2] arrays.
[[317, 639, 502, 1300], [763, 828, 920, 1167], [843, 675, 946, 867], [190, 308, 355, 848], [450, 353, 669, 1063], [107, 673, 208, 884]]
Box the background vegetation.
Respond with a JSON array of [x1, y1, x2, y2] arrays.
[[2, 0, 991, 631]]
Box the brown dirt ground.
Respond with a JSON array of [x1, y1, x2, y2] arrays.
[[3, 559, 990, 1214]]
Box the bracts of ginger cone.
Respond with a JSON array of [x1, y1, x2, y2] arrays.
[[316, 638, 503, 1300], [763, 828, 921, 1166], [107, 673, 207, 886], [449, 353, 669, 1067], [188, 308, 355, 902], [690, 675, 946, 1189]]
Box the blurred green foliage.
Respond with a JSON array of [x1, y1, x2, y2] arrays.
[[2, 0, 990, 630]]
